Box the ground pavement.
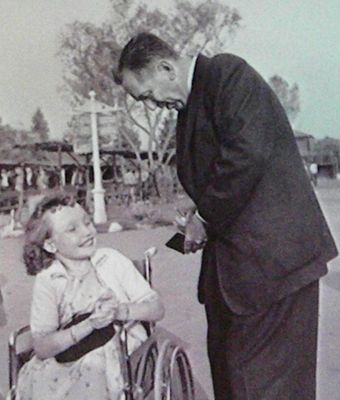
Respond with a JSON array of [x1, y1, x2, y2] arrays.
[[0, 180, 340, 399]]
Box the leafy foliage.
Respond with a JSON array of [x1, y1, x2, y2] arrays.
[[58, 22, 121, 107], [0, 118, 30, 149], [31, 108, 50, 142], [58, 0, 241, 196], [269, 75, 300, 123], [109, 0, 241, 56]]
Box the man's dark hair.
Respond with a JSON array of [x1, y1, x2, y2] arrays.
[[114, 32, 178, 85]]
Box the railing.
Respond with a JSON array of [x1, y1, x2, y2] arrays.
[[0, 190, 22, 213], [0, 186, 87, 214]]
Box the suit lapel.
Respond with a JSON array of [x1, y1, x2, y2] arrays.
[[176, 55, 211, 201]]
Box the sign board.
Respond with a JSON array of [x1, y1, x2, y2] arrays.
[[98, 114, 116, 140], [73, 113, 117, 154], [73, 114, 91, 154]]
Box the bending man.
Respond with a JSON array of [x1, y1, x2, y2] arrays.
[[114, 32, 338, 399]]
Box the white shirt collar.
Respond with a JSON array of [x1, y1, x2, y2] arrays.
[[187, 55, 199, 93]]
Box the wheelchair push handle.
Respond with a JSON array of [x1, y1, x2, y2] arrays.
[[144, 247, 157, 259]]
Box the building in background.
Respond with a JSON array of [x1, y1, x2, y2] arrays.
[[295, 131, 339, 179], [294, 130, 316, 163]]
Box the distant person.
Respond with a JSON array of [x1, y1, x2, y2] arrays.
[[7, 169, 16, 190], [36, 167, 48, 191], [123, 168, 138, 204], [14, 166, 25, 223], [48, 168, 60, 189], [114, 32, 338, 399], [71, 167, 78, 186], [14, 166, 25, 193], [0, 169, 9, 191], [310, 162, 318, 186], [16, 194, 164, 400], [74, 167, 86, 201], [25, 167, 33, 188], [60, 168, 66, 187], [30, 167, 38, 189]]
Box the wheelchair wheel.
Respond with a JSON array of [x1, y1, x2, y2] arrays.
[[154, 339, 195, 400], [133, 339, 158, 399]]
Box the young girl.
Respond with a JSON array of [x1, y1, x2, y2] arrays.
[[16, 195, 164, 400]]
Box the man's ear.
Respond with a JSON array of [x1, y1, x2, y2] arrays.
[[43, 239, 57, 254], [157, 60, 176, 80]]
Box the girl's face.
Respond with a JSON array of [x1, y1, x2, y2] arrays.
[[45, 204, 97, 261]]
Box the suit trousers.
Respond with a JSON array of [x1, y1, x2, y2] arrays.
[[204, 277, 319, 400]]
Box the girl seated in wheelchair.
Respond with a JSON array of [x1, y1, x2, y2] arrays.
[[16, 194, 164, 400]]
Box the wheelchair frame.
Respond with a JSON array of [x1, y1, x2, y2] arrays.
[[8, 247, 195, 400]]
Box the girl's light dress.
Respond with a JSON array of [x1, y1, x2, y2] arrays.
[[16, 248, 158, 400]]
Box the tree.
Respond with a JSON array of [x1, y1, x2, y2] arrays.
[[109, 0, 241, 175], [269, 75, 300, 123], [0, 117, 36, 165], [58, 0, 241, 194], [0, 119, 18, 148], [31, 108, 50, 142], [0, 118, 30, 149]]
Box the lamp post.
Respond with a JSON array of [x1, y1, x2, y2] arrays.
[[89, 90, 106, 224], [74, 91, 122, 225]]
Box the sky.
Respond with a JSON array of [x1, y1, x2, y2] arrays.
[[0, 0, 339, 140]]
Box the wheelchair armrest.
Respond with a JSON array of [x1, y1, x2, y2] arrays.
[[144, 247, 157, 259], [116, 320, 154, 340], [9, 325, 31, 349]]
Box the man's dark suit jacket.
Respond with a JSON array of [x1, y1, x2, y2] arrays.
[[176, 54, 338, 315]]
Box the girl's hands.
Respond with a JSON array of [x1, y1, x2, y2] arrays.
[[89, 290, 118, 329]]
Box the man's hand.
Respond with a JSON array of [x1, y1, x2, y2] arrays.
[[184, 213, 207, 254], [174, 207, 194, 234]]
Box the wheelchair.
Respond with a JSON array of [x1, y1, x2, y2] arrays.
[[8, 248, 195, 400]]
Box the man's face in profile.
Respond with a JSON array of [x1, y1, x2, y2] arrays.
[[120, 61, 187, 111]]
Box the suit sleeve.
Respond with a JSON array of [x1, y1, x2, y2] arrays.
[[197, 62, 276, 235]]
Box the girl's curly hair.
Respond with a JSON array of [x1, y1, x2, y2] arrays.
[[23, 194, 76, 276]]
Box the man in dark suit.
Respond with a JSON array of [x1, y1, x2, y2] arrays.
[[114, 32, 338, 399]]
